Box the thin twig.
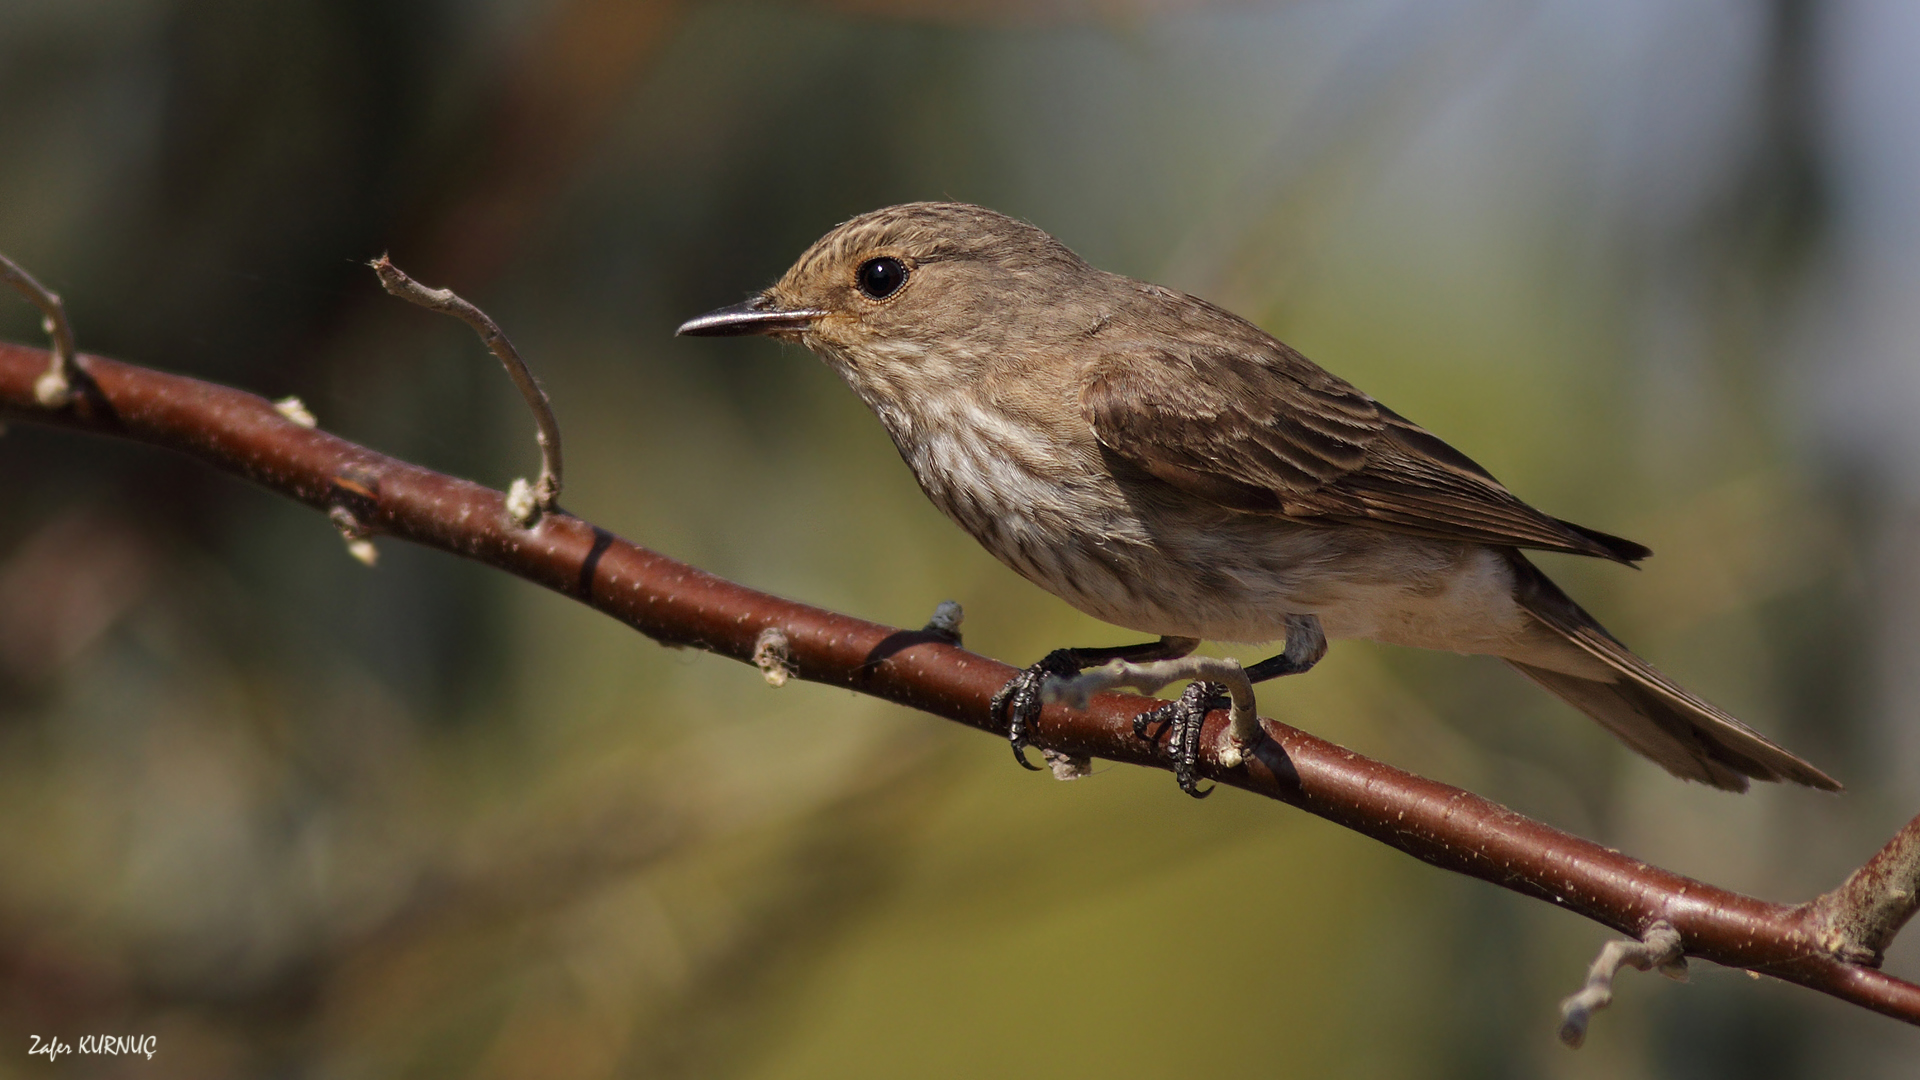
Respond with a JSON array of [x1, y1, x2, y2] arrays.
[[3, 338, 1920, 1032], [0, 253, 77, 407], [370, 254, 563, 523], [1558, 921, 1688, 1048]]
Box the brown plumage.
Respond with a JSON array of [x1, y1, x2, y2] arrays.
[[679, 201, 1837, 793]]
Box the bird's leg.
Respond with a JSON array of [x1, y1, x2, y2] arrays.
[[1239, 612, 1329, 688], [1047, 615, 1326, 797], [993, 636, 1200, 772]]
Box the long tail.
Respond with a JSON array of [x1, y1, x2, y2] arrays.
[[1501, 553, 1839, 793]]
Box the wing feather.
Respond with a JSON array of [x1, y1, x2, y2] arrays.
[[1080, 327, 1649, 563]]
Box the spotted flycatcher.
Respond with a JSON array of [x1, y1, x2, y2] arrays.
[[679, 202, 1836, 797]]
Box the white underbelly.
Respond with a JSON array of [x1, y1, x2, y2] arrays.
[[1304, 546, 1531, 653], [1035, 525, 1539, 660]]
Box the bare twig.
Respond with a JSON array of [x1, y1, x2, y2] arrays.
[[0, 253, 77, 407], [370, 255, 562, 524], [1804, 812, 1920, 966], [4, 338, 1920, 1033], [1558, 921, 1687, 1047]]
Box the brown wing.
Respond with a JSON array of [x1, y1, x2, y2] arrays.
[[1081, 337, 1649, 564]]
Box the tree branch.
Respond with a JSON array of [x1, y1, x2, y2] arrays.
[[4, 337, 1919, 1033]]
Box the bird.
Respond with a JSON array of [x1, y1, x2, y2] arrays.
[[677, 201, 1838, 797]]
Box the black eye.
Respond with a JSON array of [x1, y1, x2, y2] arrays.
[[856, 256, 907, 299]]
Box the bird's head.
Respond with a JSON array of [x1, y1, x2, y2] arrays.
[[678, 202, 1098, 403]]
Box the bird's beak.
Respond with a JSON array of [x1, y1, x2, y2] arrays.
[[675, 294, 825, 337]]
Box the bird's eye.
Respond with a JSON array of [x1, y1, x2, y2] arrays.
[[856, 256, 907, 300]]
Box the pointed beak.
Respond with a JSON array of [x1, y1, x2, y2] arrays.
[[675, 295, 826, 337]]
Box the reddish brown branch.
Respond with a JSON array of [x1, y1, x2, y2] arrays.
[[4, 339, 1919, 1028]]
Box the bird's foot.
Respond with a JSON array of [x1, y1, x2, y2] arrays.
[[991, 649, 1089, 772], [1133, 680, 1230, 798], [1047, 653, 1263, 795]]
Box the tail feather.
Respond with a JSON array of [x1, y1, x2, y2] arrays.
[[1504, 553, 1840, 793]]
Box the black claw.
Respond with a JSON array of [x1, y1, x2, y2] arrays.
[[993, 649, 1084, 773], [1133, 680, 1227, 798], [1176, 767, 1214, 799]]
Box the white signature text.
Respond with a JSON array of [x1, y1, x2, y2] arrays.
[[29, 1034, 157, 1060]]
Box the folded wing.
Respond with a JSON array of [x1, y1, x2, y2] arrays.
[[1080, 308, 1648, 564]]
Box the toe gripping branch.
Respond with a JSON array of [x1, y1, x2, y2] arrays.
[[1040, 615, 1327, 799], [992, 649, 1089, 773], [1066, 654, 1259, 799], [991, 637, 1202, 775], [1135, 680, 1231, 797]]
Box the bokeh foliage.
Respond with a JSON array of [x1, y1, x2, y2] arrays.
[[1, 1, 1915, 1076]]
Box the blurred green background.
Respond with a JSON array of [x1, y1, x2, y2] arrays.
[[2, 0, 1918, 1076]]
